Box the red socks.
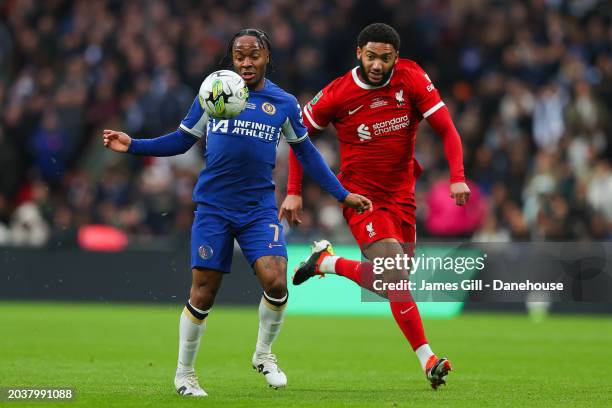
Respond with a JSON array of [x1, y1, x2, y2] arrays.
[[335, 257, 427, 351], [335, 258, 378, 290], [389, 299, 427, 350], [335, 258, 364, 285]]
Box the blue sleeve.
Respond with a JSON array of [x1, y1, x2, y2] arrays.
[[290, 136, 349, 202], [128, 129, 199, 156], [179, 96, 210, 138], [281, 96, 308, 144]]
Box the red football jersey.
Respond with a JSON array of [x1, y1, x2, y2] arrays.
[[302, 59, 445, 207]]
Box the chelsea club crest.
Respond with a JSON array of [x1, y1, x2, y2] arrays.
[[198, 244, 214, 260], [262, 102, 276, 115]]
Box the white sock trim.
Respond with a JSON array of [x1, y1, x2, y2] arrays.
[[263, 292, 288, 304], [319, 255, 339, 273], [188, 300, 210, 316], [415, 343, 434, 371]]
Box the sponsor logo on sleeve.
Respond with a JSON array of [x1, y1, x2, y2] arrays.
[[424, 74, 435, 92], [310, 90, 323, 105]]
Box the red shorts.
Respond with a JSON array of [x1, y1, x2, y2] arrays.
[[342, 201, 417, 248]]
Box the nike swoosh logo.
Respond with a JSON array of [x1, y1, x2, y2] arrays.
[[400, 305, 415, 315], [348, 105, 364, 115], [268, 243, 284, 248]]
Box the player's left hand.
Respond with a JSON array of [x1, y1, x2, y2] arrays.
[[450, 182, 471, 206], [343, 193, 373, 214]]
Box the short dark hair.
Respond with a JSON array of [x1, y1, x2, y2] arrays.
[[357, 23, 400, 51], [221, 28, 272, 67]]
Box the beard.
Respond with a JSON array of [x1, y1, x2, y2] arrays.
[[358, 61, 394, 86]]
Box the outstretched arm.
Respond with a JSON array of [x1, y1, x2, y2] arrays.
[[103, 129, 199, 156], [279, 93, 366, 223], [289, 137, 347, 201], [288, 136, 371, 213]]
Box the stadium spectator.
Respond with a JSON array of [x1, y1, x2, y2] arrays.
[[0, 0, 610, 246]]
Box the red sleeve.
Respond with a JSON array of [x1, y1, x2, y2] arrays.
[[426, 105, 466, 183], [301, 81, 340, 134], [287, 148, 303, 195], [287, 82, 340, 195], [407, 64, 446, 119]]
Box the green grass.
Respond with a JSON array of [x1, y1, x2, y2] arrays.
[[1, 303, 611, 407]]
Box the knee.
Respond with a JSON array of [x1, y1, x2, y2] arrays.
[[264, 277, 287, 299], [255, 256, 288, 299], [190, 282, 220, 310]]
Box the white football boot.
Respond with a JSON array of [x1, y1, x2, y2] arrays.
[[292, 240, 334, 285], [252, 352, 287, 389], [174, 371, 208, 397]]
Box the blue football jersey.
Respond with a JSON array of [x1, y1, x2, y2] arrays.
[[179, 79, 308, 211]]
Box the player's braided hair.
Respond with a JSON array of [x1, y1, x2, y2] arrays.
[[357, 23, 400, 51], [220, 28, 273, 67]]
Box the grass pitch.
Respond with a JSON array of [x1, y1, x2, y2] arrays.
[[1, 302, 611, 407]]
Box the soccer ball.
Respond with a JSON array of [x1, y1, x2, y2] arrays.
[[199, 70, 249, 119]]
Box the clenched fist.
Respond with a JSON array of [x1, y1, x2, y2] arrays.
[[343, 193, 373, 214]]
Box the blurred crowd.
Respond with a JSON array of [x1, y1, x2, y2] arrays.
[[0, 0, 610, 248]]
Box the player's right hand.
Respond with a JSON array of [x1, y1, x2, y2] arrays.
[[450, 182, 471, 206], [279, 194, 303, 226], [343, 193, 373, 214], [103, 129, 131, 153]]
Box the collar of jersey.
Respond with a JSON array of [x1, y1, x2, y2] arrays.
[[351, 67, 394, 90]]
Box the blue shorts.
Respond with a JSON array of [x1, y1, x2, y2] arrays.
[[191, 204, 287, 273]]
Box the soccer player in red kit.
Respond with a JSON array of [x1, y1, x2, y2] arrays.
[[280, 23, 470, 389]]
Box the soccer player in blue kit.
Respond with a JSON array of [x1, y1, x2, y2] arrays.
[[102, 28, 371, 397]]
